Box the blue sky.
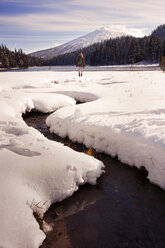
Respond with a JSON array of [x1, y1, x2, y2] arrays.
[[0, 0, 165, 53]]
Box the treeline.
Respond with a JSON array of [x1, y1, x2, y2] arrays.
[[0, 44, 45, 69], [45, 35, 165, 66], [1, 29, 165, 68]]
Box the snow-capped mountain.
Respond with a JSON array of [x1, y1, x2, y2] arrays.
[[29, 27, 126, 59]]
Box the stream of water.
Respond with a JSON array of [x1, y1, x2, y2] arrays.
[[23, 111, 165, 248]]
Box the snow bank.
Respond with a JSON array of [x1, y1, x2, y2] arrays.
[[46, 70, 165, 189], [0, 74, 104, 248], [31, 93, 76, 112], [0, 123, 103, 248], [47, 104, 165, 188], [1, 69, 165, 247]]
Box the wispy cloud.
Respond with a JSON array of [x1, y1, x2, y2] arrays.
[[1, 0, 164, 33], [0, 36, 68, 41], [67, 0, 165, 27], [0, 0, 165, 52], [0, 12, 102, 32]]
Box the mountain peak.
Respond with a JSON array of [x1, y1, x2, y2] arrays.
[[29, 27, 126, 59]]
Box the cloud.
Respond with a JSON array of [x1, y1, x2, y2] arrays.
[[0, 13, 148, 42], [102, 25, 147, 37], [67, 0, 165, 26], [0, 0, 164, 35], [1, 0, 165, 52], [0, 12, 101, 32], [0, 36, 67, 41]]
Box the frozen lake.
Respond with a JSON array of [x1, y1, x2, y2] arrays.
[[0, 64, 160, 72]]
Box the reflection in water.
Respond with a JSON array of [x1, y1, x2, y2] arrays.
[[42, 210, 72, 248], [41, 184, 104, 248], [24, 112, 165, 248], [54, 187, 103, 220]]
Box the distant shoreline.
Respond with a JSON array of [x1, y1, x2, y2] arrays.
[[0, 64, 160, 72]]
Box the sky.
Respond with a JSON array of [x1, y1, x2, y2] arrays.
[[0, 0, 165, 54]]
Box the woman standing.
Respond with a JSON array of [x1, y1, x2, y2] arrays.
[[76, 53, 85, 76]]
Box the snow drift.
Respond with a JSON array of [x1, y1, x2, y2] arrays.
[[1, 68, 165, 247], [0, 77, 104, 248]]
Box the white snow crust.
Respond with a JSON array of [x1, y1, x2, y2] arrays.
[[1, 68, 165, 247], [0, 71, 104, 248]]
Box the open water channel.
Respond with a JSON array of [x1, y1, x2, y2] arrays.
[[23, 110, 165, 248]]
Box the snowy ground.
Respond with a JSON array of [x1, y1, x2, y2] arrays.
[[0, 68, 165, 247]]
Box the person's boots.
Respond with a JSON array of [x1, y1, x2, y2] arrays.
[[79, 72, 80, 76]]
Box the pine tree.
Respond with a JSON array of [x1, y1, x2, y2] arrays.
[[160, 56, 165, 72], [0, 44, 45, 68]]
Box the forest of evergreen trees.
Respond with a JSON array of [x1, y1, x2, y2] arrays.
[[45, 34, 165, 66], [1, 24, 165, 69], [0, 44, 45, 69]]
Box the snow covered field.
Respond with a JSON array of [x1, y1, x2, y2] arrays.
[[0, 68, 165, 247]]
